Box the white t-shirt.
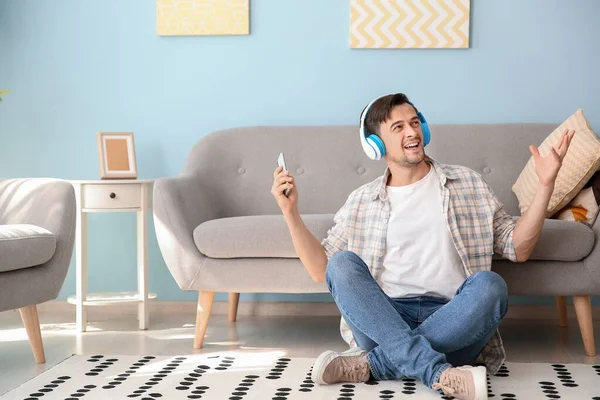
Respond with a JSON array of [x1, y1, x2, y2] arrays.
[[380, 166, 466, 300]]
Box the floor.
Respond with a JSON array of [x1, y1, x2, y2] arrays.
[[1, 303, 599, 396]]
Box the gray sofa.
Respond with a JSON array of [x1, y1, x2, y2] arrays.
[[0, 178, 76, 363], [153, 124, 598, 356]]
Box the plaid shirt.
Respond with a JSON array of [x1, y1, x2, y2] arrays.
[[321, 157, 518, 375]]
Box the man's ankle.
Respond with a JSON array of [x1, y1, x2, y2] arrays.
[[434, 365, 452, 387]]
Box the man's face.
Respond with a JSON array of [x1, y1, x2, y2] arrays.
[[378, 103, 425, 166]]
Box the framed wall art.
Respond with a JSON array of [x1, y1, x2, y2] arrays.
[[350, 0, 470, 49], [157, 0, 250, 36], [97, 132, 138, 179]]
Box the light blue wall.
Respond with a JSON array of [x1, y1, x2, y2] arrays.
[[1, 0, 599, 305]]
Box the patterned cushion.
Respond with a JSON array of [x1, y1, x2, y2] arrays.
[[553, 171, 600, 226], [512, 109, 600, 216]]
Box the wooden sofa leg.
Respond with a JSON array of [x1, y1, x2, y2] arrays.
[[194, 291, 215, 349], [556, 296, 568, 327], [19, 305, 46, 364], [229, 293, 240, 322], [573, 295, 596, 357]]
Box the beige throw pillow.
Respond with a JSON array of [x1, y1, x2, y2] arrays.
[[553, 187, 599, 226], [512, 109, 600, 216], [552, 171, 600, 226]]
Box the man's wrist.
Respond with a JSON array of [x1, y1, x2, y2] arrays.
[[537, 181, 555, 192], [283, 209, 300, 222]]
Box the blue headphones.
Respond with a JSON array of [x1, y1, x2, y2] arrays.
[[359, 95, 431, 160]]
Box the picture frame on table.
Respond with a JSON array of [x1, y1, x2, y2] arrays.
[[97, 132, 137, 179]]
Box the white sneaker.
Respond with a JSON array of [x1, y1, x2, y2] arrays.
[[311, 349, 370, 385], [432, 365, 488, 400]]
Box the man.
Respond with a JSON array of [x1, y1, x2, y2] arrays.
[[270, 93, 574, 400]]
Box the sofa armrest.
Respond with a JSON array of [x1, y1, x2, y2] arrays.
[[583, 214, 600, 273], [0, 178, 76, 309], [0, 178, 75, 245], [153, 174, 219, 289]]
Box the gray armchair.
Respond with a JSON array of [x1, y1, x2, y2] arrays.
[[0, 178, 76, 363]]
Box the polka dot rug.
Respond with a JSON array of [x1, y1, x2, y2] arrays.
[[3, 352, 600, 399]]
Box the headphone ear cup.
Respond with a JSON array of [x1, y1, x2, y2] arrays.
[[421, 122, 431, 146], [362, 138, 378, 160], [416, 110, 431, 147], [360, 124, 378, 160], [367, 134, 386, 159]]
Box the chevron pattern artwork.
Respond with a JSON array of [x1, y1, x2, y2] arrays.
[[157, 0, 249, 36], [350, 0, 470, 49]]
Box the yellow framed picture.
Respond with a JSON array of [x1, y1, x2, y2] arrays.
[[350, 0, 471, 49], [97, 132, 138, 179], [157, 0, 250, 36]]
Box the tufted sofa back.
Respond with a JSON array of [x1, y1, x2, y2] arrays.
[[182, 124, 557, 217]]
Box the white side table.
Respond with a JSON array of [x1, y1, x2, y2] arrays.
[[67, 179, 157, 332]]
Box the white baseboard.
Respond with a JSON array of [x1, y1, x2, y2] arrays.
[[35, 300, 342, 317], [36, 300, 600, 320]]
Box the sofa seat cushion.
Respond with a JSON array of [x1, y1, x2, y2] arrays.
[[0, 224, 56, 272], [194, 215, 595, 262], [494, 218, 594, 262], [194, 214, 334, 258]]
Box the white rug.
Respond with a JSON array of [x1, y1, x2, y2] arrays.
[[3, 352, 600, 399]]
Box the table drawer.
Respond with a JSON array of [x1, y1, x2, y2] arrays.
[[82, 184, 141, 209]]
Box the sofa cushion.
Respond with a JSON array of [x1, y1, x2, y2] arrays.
[[194, 215, 595, 262], [552, 171, 600, 226], [494, 218, 594, 261], [0, 224, 56, 273], [194, 214, 334, 258], [512, 109, 600, 217]]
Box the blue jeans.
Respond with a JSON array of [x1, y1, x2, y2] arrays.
[[325, 250, 508, 388]]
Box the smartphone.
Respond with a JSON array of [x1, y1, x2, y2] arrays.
[[277, 152, 290, 197]]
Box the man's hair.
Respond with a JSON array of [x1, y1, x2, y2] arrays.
[[363, 93, 418, 136]]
